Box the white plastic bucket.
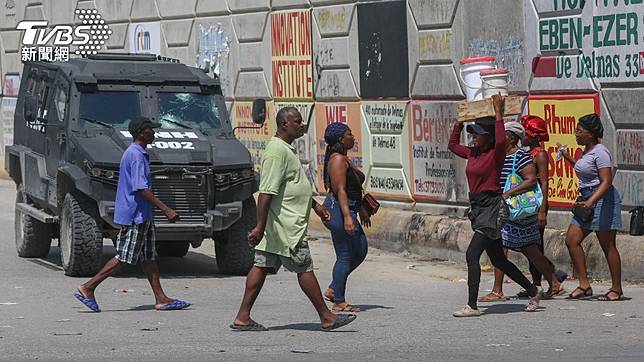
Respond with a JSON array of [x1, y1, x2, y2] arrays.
[[480, 68, 509, 98], [459, 56, 496, 101]]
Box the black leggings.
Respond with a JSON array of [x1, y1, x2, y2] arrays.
[[466, 232, 536, 309]]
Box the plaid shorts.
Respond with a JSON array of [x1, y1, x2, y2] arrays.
[[115, 221, 156, 265]]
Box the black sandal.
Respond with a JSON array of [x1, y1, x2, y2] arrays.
[[566, 286, 593, 300], [597, 289, 625, 301]]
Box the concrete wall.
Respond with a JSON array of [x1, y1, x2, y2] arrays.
[[1, 0, 643, 230]]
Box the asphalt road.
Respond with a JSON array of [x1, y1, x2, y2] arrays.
[[0, 178, 643, 361]]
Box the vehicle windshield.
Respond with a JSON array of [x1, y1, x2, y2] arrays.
[[79, 91, 141, 128], [157, 92, 223, 132]]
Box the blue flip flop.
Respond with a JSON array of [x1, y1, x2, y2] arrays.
[[73, 289, 101, 312], [156, 299, 191, 311]]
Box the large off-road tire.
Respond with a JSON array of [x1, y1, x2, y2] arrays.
[[14, 186, 52, 258], [214, 198, 256, 275], [59, 193, 103, 276], [156, 241, 190, 257]]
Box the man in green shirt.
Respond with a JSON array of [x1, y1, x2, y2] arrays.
[[231, 107, 357, 332]]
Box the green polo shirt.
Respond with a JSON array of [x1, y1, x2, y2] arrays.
[[255, 136, 313, 257]]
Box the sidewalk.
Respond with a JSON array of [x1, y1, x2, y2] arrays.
[[308, 199, 644, 282]]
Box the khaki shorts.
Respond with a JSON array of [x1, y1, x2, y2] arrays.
[[254, 240, 314, 273]]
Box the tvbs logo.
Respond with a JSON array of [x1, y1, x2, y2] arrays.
[[17, 9, 112, 62]]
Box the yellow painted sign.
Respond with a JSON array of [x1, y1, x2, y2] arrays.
[[528, 94, 599, 207]]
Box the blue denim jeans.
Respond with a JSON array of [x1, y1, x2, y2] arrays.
[[323, 195, 368, 302]]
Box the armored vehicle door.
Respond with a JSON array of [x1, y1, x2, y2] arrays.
[[43, 71, 70, 178]]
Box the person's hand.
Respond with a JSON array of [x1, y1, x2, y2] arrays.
[[575, 199, 594, 209], [247, 225, 264, 246], [537, 211, 547, 228], [359, 208, 371, 228], [492, 93, 505, 116], [163, 208, 179, 223], [314, 203, 331, 223], [502, 191, 511, 200], [343, 216, 356, 235]]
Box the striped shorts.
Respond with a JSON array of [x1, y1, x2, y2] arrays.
[[115, 221, 157, 265]]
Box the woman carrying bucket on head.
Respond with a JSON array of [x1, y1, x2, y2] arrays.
[[448, 94, 542, 317]]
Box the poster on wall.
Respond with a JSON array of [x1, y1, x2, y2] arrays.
[[408, 101, 468, 202], [528, 94, 599, 208], [1, 97, 17, 149], [314, 102, 361, 192], [130, 22, 161, 55], [3, 75, 20, 97], [271, 10, 313, 101], [357, 1, 409, 98], [361, 101, 412, 200], [231, 101, 276, 172]]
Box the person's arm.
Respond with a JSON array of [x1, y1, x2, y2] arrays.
[[328, 154, 356, 235], [492, 94, 507, 170], [503, 163, 538, 199], [138, 189, 178, 222], [534, 151, 549, 228], [448, 122, 470, 159], [248, 193, 272, 246], [311, 199, 331, 223], [581, 148, 614, 207], [582, 168, 612, 207]]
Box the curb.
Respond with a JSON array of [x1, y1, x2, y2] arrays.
[[308, 203, 644, 282]]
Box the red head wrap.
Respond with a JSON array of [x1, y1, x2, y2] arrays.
[[520, 115, 549, 142]]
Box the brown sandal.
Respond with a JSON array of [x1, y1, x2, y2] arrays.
[[478, 291, 507, 302], [332, 302, 361, 313], [543, 285, 566, 299]]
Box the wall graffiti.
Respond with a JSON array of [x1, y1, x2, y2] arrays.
[[196, 23, 232, 97], [316, 8, 347, 33], [418, 30, 452, 60], [468, 36, 524, 87], [616, 130, 644, 167], [614, 171, 643, 208]]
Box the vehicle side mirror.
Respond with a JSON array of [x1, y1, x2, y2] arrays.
[[252, 99, 266, 125], [24, 95, 38, 123]]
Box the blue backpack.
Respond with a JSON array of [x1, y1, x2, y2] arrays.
[[503, 152, 543, 221]]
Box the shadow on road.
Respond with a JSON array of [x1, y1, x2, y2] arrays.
[[268, 322, 357, 332], [480, 303, 543, 315], [32, 244, 241, 279], [353, 304, 394, 311]]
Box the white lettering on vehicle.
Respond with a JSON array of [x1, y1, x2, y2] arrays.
[[120, 130, 199, 139], [147, 141, 195, 150]]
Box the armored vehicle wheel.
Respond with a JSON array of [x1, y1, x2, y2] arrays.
[[156, 241, 190, 257], [15, 186, 52, 258], [59, 193, 103, 276], [214, 197, 256, 275]]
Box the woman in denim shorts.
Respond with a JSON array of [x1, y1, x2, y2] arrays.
[[559, 113, 624, 301]]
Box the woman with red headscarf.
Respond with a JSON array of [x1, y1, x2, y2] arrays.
[[521, 115, 568, 295]]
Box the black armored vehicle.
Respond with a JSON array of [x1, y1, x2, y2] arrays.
[[5, 53, 262, 276]]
